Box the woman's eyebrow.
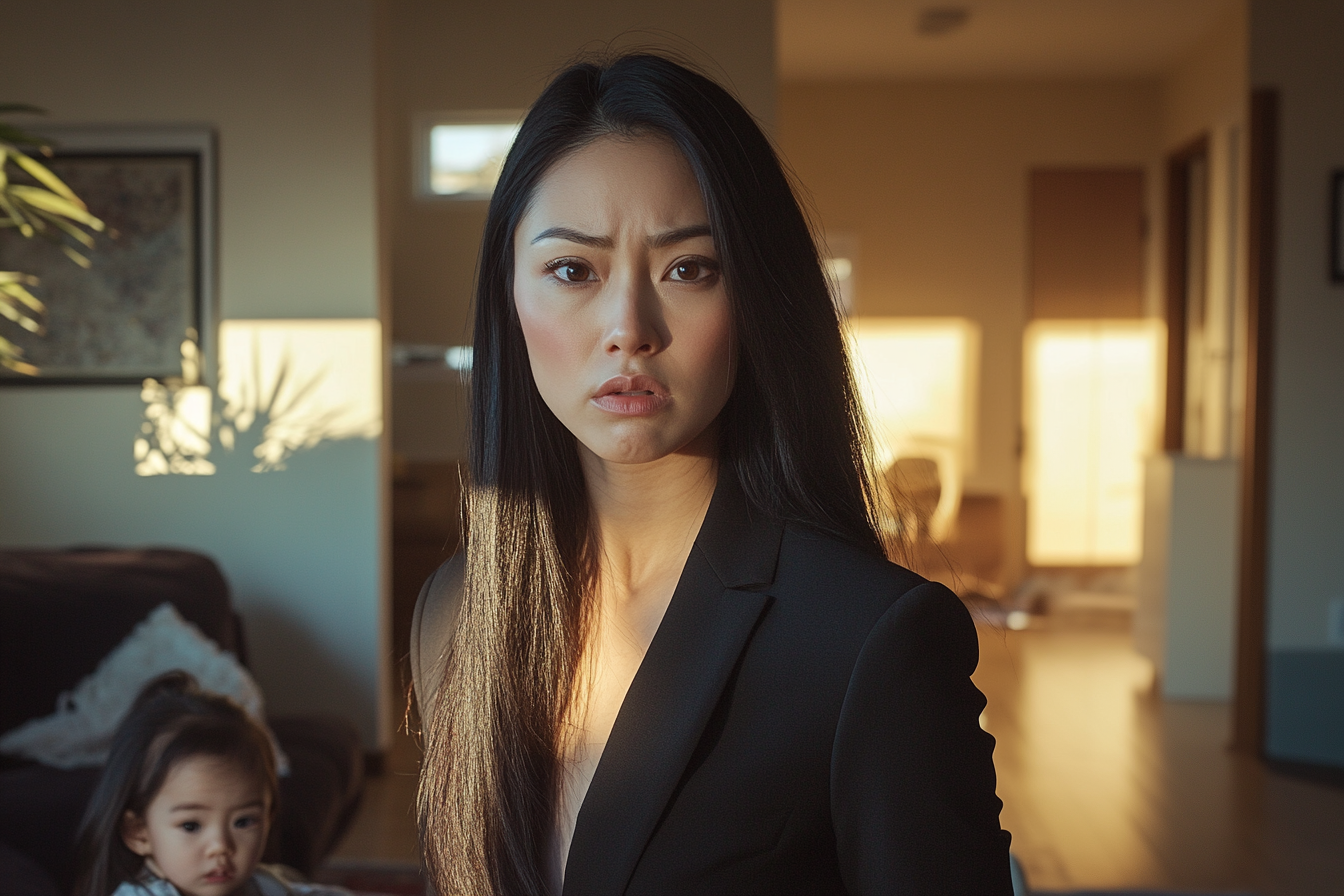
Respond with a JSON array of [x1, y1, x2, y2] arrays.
[[530, 226, 613, 248], [648, 224, 712, 248], [529, 224, 712, 248]]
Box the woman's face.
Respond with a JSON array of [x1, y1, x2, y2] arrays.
[[513, 135, 734, 466]]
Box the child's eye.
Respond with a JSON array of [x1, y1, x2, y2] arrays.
[[234, 814, 260, 830], [179, 821, 200, 833]]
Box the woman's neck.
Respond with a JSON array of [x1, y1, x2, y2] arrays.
[[579, 428, 718, 609]]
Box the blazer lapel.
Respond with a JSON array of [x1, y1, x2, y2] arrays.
[[562, 467, 784, 896]]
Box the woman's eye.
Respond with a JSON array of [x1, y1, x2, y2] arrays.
[[548, 260, 593, 283], [668, 259, 715, 282]]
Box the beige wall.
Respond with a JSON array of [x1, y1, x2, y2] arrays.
[[778, 79, 1163, 581], [379, 0, 776, 461], [1250, 0, 1344, 651], [1249, 0, 1344, 767], [0, 1, 387, 746], [1160, 1, 1250, 459]]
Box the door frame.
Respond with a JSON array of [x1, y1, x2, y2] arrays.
[[1162, 134, 1211, 453], [1231, 88, 1278, 755]]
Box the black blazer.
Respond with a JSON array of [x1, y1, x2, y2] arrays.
[[412, 470, 1012, 895]]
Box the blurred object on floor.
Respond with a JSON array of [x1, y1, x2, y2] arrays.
[[885, 455, 942, 543], [976, 614, 1344, 894], [324, 705, 421, 867], [909, 491, 1007, 603]]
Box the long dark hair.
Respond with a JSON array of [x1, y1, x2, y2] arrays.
[[418, 52, 885, 895], [72, 672, 279, 896]]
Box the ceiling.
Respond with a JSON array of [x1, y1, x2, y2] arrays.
[[777, 0, 1235, 81]]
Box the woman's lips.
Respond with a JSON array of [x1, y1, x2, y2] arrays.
[[592, 374, 670, 416]]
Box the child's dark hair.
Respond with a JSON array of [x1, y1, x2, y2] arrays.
[[71, 671, 280, 896]]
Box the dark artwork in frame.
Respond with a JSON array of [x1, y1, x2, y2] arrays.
[[0, 139, 208, 385], [1332, 169, 1344, 284]]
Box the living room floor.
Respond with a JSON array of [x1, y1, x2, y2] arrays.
[[320, 609, 1344, 895], [979, 610, 1344, 895]]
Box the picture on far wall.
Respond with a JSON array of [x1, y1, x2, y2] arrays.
[[0, 127, 215, 384]]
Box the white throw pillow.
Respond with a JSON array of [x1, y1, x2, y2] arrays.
[[0, 602, 289, 774]]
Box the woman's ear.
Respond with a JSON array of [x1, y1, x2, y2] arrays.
[[121, 810, 152, 857]]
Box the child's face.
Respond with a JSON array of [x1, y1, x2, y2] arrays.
[[121, 755, 271, 896]]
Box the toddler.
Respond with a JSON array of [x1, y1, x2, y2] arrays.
[[72, 672, 350, 896]]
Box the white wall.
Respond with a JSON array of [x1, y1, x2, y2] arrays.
[[380, 0, 777, 461], [1250, 0, 1344, 765], [0, 1, 386, 748]]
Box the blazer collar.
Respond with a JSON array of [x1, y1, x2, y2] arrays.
[[561, 465, 784, 895], [694, 463, 786, 589]]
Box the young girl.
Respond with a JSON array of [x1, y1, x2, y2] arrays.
[[73, 672, 349, 896]]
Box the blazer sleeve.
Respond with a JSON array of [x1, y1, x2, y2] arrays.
[[830, 580, 1013, 895], [410, 553, 464, 723]]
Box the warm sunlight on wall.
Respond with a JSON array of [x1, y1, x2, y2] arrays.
[[848, 317, 980, 540], [135, 320, 382, 476], [1024, 321, 1163, 566], [218, 319, 382, 471]]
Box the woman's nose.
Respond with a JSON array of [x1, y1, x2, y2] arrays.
[[603, 272, 666, 357]]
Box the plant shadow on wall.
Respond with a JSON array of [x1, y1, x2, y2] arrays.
[[135, 319, 383, 477]]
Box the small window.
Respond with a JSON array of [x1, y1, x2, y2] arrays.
[[415, 112, 522, 199]]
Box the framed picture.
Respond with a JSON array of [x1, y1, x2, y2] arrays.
[[1332, 170, 1344, 284], [0, 127, 215, 384]]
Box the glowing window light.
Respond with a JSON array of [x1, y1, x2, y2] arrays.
[[217, 319, 382, 472], [848, 317, 980, 540], [1023, 321, 1163, 566], [426, 121, 520, 197]]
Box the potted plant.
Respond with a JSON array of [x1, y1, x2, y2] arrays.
[[0, 104, 106, 375]]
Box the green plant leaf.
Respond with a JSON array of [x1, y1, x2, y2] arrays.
[[0, 280, 46, 315], [0, 193, 34, 236], [30, 207, 96, 248], [0, 332, 39, 376], [0, 127, 51, 147], [8, 185, 104, 229], [12, 150, 79, 201], [0, 279, 45, 312], [60, 245, 92, 268], [0, 293, 45, 333]]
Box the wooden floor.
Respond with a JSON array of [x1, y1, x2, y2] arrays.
[[976, 611, 1344, 895], [326, 610, 1344, 894]]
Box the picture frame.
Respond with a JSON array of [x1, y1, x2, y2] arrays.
[[0, 126, 215, 385], [1332, 169, 1344, 284]]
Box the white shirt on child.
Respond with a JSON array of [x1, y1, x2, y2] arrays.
[[111, 864, 353, 896]]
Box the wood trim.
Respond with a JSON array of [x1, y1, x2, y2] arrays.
[[1232, 89, 1278, 755], [1162, 134, 1210, 452]]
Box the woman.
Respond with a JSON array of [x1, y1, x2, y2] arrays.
[[411, 53, 1011, 895]]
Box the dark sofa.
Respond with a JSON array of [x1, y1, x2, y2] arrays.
[[0, 548, 365, 894]]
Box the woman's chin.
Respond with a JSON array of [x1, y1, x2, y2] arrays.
[[578, 432, 689, 468]]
